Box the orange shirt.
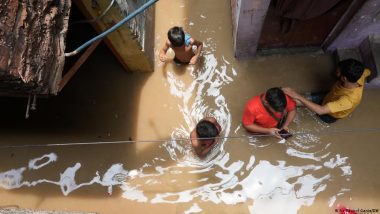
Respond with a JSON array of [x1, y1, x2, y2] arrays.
[[242, 94, 296, 128]]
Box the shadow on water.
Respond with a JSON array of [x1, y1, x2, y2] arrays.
[[0, 3, 169, 202], [0, 4, 195, 209]]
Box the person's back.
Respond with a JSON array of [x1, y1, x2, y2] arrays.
[[283, 58, 371, 123], [159, 26, 203, 65], [322, 59, 371, 119], [190, 117, 221, 158]]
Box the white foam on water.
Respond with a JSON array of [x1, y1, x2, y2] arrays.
[[0, 45, 353, 214], [328, 196, 337, 207], [324, 154, 348, 168], [101, 164, 129, 194], [164, 53, 232, 163], [286, 147, 330, 161], [184, 203, 202, 214], [1, 154, 141, 197], [340, 166, 352, 176], [246, 156, 255, 171], [121, 182, 148, 202], [0, 125, 353, 213], [0, 167, 26, 189], [28, 153, 57, 170]]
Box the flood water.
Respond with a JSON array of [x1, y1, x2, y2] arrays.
[[1, 0, 380, 213]]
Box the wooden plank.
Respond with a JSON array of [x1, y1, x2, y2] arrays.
[[58, 39, 101, 92]]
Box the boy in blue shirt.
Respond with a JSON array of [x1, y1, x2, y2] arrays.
[[159, 26, 203, 65]]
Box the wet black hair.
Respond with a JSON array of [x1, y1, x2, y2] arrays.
[[167, 26, 185, 47], [265, 87, 287, 113], [196, 120, 219, 139], [339, 58, 365, 83]]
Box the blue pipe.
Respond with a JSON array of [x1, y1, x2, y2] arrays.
[[65, 0, 159, 57]]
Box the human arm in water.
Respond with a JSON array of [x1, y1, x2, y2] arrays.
[[189, 39, 203, 65], [282, 87, 331, 115], [159, 40, 170, 62]]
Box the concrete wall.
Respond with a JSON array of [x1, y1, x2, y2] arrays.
[[327, 0, 380, 51], [231, 0, 271, 58], [75, 0, 155, 72], [115, 0, 155, 64]]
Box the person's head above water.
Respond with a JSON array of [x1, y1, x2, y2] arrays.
[[265, 87, 287, 113], [338, 58, 365, 83], [196, 119, 220, 140], [167, 26, 185, 47]]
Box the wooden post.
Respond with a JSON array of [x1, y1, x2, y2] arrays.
[[59, 40, 102, 92]]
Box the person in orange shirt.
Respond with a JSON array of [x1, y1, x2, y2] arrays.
[[283, 58, 371, 123], [242, 87, 297, 139]]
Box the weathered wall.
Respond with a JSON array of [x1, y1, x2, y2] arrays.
[[327, 0, 380, 51], [231, 0, 271, 58], [75, 0, 155, 72], [116, 0, 155, 71], [0, 0, 70, 95]]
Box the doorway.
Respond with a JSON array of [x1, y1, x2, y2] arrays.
[[258, 0, 353, 50]]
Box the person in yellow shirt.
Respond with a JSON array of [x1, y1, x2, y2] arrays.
[[283, 58, 371, 123]]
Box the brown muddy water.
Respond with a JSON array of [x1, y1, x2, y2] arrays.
[[1, 0, 380, 213]]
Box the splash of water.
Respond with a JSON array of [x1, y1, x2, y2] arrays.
[[164, 53, 232, 164], [0, 111, 352, 213]]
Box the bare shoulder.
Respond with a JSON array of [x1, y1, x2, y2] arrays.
[[165, 39, 171, 46], [190, 130, 199, 147]]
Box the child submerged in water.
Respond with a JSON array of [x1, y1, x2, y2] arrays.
[[190, 117, 221, 159], [159, 26, 203, 65]]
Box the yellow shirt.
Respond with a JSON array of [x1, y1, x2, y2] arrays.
[[323, 69, 371, 118]]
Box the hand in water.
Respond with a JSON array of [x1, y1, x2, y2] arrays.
[[159, 54, 167, 62], [268, 128, 282, 139], [282, 87, 302, 100], [189, 55, 199, 65]]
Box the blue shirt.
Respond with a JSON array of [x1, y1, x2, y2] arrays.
[[185, 33, 191, 46]]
